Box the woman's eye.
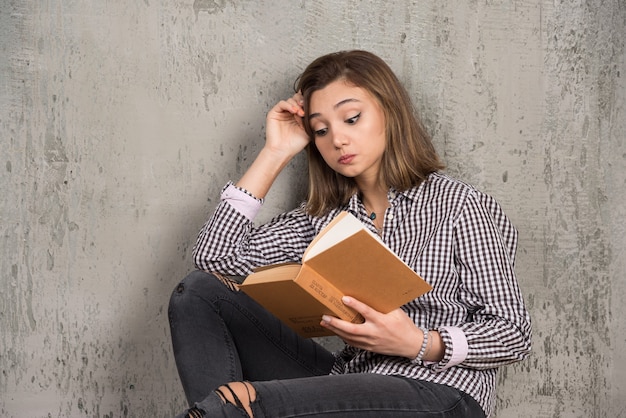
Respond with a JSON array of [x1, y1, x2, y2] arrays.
[[314, 128, 328, 137], [346, 113, 361, 124]]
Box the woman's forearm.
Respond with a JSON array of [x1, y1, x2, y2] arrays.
[[235, 147, 294, 199]]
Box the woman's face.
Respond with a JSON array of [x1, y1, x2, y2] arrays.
[[308, 79, 386, 186]]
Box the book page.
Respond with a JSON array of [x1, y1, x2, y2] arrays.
[[304, 212, 380, 261]]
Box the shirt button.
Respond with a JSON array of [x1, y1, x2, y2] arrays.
[[387, 214, 394, 220]]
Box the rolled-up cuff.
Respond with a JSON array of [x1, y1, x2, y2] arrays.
[[221, 183, 263, 221], [439, 326, 468, 369]]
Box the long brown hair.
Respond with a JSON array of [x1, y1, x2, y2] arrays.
[[295, 50, 444, 216]]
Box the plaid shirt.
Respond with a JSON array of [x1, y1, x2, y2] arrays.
[[192, 172, 532, 417]]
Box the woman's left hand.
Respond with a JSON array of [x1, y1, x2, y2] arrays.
[[320, 296, 422, 359]]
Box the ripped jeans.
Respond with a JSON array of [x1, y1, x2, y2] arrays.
[[168, 271, 485, 418]]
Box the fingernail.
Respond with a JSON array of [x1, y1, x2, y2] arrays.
[[321, 315, 331, 323], [342, 296, 351, 304]]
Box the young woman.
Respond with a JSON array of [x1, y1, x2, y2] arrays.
[[169, 50, 532, 418]]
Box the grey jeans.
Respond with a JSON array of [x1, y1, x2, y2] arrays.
[[168, 271, 485, 417]]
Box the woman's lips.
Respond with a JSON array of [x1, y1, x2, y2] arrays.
[[338, 154, 355, 164]]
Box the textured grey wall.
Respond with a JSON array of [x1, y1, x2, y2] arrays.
[[1, 1, 624, 417]]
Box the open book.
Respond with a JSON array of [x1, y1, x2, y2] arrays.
[[239, 211, 432, 337]]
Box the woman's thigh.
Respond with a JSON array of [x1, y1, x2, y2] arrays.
[[248, 374, 485, 418]]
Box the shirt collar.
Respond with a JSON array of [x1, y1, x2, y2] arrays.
[[344, 186, 416, 221], [346, 174, 433, 214]]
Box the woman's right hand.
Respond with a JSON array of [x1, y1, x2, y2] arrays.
[[235, 92, 310, 199], [264, 92, 310, 159]]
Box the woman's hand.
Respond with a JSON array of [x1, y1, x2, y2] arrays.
[[264, 92, 310, 159], [235, 92, 309, 198], [320, 296, 444, 361]]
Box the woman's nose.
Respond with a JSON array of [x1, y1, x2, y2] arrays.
[[331, 128, 348, 148]]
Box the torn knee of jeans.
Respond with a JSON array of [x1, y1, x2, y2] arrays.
[[184, 406, 205, 418], [215, 381, 256, 417]]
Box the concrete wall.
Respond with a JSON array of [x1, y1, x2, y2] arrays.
[[1, 1, 624, 417]]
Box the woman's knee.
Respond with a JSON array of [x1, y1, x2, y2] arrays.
[[168, 270, 244, 312], [215, 382, 257, 417], [186, 383, 258, 418], [177, 270, 214, 291], [169, 271, 218, 313]]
